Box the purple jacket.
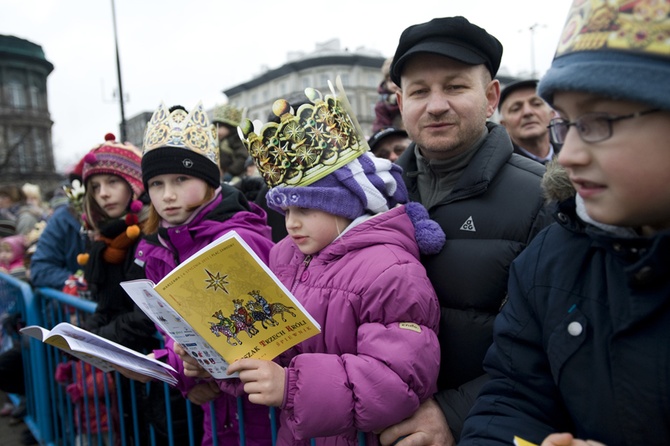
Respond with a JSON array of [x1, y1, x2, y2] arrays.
[[135, 187, 275, 446], [270, 205, 441, 445]]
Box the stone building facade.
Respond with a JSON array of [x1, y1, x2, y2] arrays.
[[223, 39, 386, 139], [0, 35, 62, 195]]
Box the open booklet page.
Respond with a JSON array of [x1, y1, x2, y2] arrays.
[[20, 322, 177, 385], [122, 230, 320, 379], [120, 279, 233, 379]]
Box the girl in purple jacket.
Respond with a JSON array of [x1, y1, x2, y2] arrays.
[[134, 102, 274, 446], [220, 83, 445, 445]]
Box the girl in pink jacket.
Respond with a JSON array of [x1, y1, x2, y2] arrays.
[[222, 84, 445, 445]]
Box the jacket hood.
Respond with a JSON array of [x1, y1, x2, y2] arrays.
[[318, 204, 444, 263], [1, 234, 25, 263]]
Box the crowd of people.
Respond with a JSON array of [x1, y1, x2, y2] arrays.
[[1, 1, 669, 445]]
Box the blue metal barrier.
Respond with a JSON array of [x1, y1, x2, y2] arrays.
[[1, 274, 369, 445]]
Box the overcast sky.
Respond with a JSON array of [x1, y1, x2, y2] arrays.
[[4, 0, 573, 172]]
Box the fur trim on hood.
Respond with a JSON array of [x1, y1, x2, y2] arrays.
[[541, 158, 575, 204]]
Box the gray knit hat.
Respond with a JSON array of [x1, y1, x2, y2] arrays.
[[538, 1, 670, 110]]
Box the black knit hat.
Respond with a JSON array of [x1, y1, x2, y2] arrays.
[[141, 146, 221, 190], [390, 16, 503, 86]]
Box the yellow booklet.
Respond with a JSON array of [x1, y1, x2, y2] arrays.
[[514, 436, 538, 446], [121, 230, 320, 379]]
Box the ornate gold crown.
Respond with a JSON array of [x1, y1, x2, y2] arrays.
[[555, 0, 670, 58], [142, 102, 219, 166], [238, 76, 369, 188]]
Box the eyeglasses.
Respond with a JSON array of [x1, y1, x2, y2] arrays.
[[547, 108, 661, 145]]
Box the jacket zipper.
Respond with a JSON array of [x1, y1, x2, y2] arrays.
[[291, 255, 312, 294]]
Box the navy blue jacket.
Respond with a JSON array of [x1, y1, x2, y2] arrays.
[[30, 205, 84, 289], [461, 197, 670, 445]]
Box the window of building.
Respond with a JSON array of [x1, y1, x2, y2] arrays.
[[29, 85, 40, 109], [9, 127, 28, 173], [340, 74, 350, 87], [8, 80, 26, 108], [319, 74, 330, 89], [33, 129, 47, 170], [301, 76, 311, 90]]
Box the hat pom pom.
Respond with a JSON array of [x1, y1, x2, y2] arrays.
[[125, 213, 138, 226], [405, 202, 445, 255], [104, 133, 116, 141], [77, 253, 90, 266], [84, 152, 97, 164], [129, 199, 143, 214], [126, 224, 141, 240]]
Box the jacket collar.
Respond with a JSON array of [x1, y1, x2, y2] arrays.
[[397, 122, 513, 203]]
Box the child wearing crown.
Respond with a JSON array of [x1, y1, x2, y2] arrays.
[[459, 1, 670, 446], [178, 80, 445, 445], [132, 103, 275, 446]]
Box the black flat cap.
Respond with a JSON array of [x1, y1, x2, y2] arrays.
[[367, 127, 408, 151], [498, 79, 539, 111], [390, 16, 503, 86]]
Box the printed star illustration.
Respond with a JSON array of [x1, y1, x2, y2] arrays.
[[204, 269, 230, 293]]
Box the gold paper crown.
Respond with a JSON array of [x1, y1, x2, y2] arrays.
[[238, 76, 368, 188], [142, 102, 219, 166], [555, 0, 670, 58], [213, 103, 243, 128]]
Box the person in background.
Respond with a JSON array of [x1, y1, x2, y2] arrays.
[[212, 103, 248, 184], [460, 2, 670, 445], [367, 127, 411, 162], [133, 102, 274, 446], [0, 185, 42, 236], [0, 235, 27, 280], [234, 156, 265, 202], [29, 168, 86, 290], [499, 79, 559, 164], [379, 16, 553, 445], [372, 57, 403, 133], [21, 183, 49, 221]]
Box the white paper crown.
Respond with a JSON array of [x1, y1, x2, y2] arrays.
[[143, 101, 219, 166]]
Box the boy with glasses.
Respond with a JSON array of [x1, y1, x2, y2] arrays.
[[460, 1, 670, 445]]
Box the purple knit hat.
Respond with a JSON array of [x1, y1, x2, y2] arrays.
[[267, 152, 408, 220]]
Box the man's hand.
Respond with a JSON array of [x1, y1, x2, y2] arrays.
[[379, 398, 455, 446], [174, 342, 212, 379], [187, 381, 221, 405], [227, 358, 285, 407], [541, 433, 606, 446]]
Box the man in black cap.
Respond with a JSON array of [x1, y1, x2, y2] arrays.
[[379, 16, 553, 446], [367, 127, 411, 162], [499, 79, 559, 164]]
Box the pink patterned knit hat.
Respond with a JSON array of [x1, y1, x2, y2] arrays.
[[82, 133, 144, 199]]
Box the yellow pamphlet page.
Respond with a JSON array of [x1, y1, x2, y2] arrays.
[[513, 436, 538, 446], [121, 230, 320, 379], [20, 322, 177, 385]]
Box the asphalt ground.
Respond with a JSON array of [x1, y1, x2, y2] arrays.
[[0, 392, 36, 445]]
